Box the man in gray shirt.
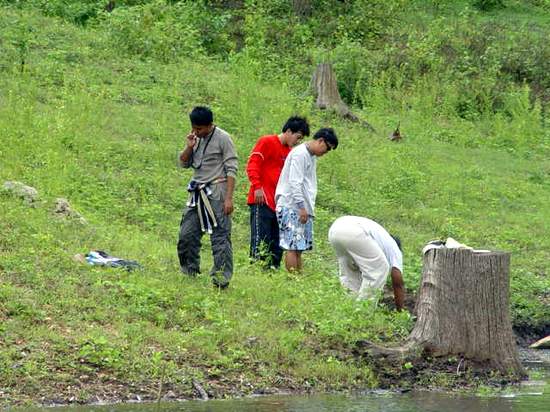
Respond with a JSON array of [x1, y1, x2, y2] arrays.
[[177, 106, 238, 288], [275, 128, 338, 272]]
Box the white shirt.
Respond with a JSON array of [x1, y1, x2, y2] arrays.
[[275, 143, 317, 216], [340, 216, 403, 272]]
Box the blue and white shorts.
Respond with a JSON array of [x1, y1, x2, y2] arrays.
[[276, 206, 314, 251]]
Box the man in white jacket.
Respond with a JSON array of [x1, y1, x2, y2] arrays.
[[275, 128, 338, 272], [328, 216, 405, 310]]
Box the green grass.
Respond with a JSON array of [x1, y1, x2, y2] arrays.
[[0, 4, 549, 406]]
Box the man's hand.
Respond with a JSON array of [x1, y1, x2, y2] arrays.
[[179, 134, 196, 164], [186, 132, 197, 148], [224, 197, 234, 215], [223, 176, 236, 216], [391, 267, 405, 311], [298, 208, 308, 224], [254, 189, 265, 204]]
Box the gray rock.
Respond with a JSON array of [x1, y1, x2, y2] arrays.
[[53, 198, 71, 214], [2, 181, 39, 204], [163, 390, 177, 400], [53, 198, 87, 224], [72, 253, 87, 264]]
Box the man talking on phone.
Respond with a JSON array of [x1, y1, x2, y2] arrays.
[[177, 106, 238, 289]]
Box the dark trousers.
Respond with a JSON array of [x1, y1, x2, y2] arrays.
[[249, 204, 283, 268], [177, 199, 232, 286]]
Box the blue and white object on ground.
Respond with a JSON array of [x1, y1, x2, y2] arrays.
[[85, 250, 142, 271]]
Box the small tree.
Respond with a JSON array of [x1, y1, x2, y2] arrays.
[[473, 0, 505, 11]]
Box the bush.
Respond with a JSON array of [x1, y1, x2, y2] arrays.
[[97, 1, 205, 62], [472, 0, 505, 11]]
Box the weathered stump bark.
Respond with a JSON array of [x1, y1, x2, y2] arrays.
[[365, 248, 525, 378], [310, 63, 375, 131], [410, 249, 523, 375]]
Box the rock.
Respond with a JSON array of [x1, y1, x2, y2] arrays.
[[53, 198, 71, 214], [530, 335, 550, 349], [2, 181, 39, 204], [254, 387, 278, 395], [192, 379, 209, 400], [163, 390, 177, 399], [73, 253, 87, 264], [245, 336, 259, 347], [53, 198, 87, 224]]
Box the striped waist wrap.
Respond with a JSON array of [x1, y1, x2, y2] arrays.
[[186, 177, 226, 234]]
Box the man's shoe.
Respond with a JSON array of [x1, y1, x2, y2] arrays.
[[181, 267, 199, 277], [212, 278, 229, 289]]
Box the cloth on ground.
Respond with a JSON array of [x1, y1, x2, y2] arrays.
[[85, 250, 142, 271]]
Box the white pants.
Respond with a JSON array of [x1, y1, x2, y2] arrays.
[[328, 217, 390, 301]]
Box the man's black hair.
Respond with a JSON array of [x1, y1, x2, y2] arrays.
[[282, 116, 310, 136], [190, 106, 213, 126], [313, 127, 338, 149], [391, 234, 402, 251]]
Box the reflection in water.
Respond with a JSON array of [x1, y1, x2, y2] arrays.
[[20, 366, 549, 412]]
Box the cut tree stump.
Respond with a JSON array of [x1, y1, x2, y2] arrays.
[[364, 248, 525, 378], [310, 62, 375, 132]]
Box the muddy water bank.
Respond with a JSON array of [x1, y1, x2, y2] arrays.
[[13, 357, 550, 412]]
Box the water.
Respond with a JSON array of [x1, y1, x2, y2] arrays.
[[20, 352, 550, 412], [23, 386, 549, 412]]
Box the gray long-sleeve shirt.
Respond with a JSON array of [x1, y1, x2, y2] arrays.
[[275, 143, 317, 216], [179, 126, 238, 183]]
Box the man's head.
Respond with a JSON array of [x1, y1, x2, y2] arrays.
[[309, 127, 338, 156], [189, 106, 214, 138], [281, 116, 310, 147], [391, 235, 402, 251]]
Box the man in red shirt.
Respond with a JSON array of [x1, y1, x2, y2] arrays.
[[246, 116, 310, 268]]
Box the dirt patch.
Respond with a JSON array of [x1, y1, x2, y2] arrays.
[[364, 353, 524, 391], [380, 288, 417, 313], [374, 289, 548, 391]]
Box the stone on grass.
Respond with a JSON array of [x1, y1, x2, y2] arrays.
[[53, 198, 87, 224], [2, 181, 39, 205], [72, 253, 87, 264]]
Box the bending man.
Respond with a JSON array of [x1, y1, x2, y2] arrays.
[[328, 216, 405, 310]]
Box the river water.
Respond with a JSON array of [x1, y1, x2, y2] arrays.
[[20, 351, 550, 412]]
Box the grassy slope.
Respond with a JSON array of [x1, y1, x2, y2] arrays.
[[0, 6, 549, 406]]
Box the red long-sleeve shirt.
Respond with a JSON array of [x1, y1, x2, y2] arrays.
[[246, 135, 291, 211]]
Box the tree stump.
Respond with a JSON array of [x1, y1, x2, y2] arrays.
[[365, 248, 525, 378], [310, 63, 375, 132], [410, 249, 524, 375]]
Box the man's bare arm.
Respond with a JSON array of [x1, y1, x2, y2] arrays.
[[224, 176, 236, 215], [179, 133, 197, 164], [390, 267, 405, 311]]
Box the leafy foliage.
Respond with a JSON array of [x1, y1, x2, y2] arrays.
[[473, 0, 505, 11]]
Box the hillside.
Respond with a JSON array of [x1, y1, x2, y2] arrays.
[[1, 1, 549, 406]]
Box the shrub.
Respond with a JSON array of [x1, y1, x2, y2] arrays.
[[97, 1, 204, 62], [472, 0, 505, 11]]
